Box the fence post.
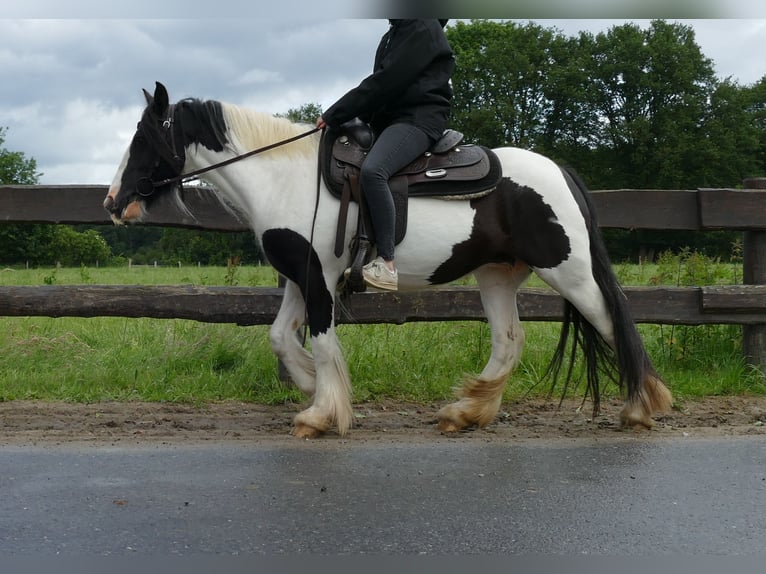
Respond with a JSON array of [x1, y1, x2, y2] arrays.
[[743, 177, 766, 374]]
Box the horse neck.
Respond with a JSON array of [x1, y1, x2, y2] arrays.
[[176, 99, 319, 189], [184, 131, 322, 229]]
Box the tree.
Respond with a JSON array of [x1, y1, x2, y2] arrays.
[[447, 20, 760, 190], [700, 79, 762, 186], [446, 19, 764, 261], [574, 21, 720, 189], [744, 75, 766, 176], [0, 127, 40, 184], [277, 103, 323, 125], [0, 127, 116, 266], [447, 20, 582, 150], [44, 228, 111, 266], [0, 127, 46, 265], [152, 228, 262, 266]]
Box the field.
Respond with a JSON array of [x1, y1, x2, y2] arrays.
[[0, 255, 764, 412]]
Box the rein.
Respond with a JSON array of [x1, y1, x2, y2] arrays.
[[140, 108, 326, 344], [148, 123, 322, 191]]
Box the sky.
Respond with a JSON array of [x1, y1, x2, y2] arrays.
[[1, 9, 765, 185]]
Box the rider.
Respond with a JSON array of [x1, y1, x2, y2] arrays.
[[317, 19, 455, 291]]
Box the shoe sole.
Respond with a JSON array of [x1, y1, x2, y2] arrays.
[[363, 275, 398, 291]]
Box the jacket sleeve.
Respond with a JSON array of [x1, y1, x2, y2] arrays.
[[322, 21, 446, 127]]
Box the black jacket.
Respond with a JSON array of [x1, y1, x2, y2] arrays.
[[322, 19, 455, 141]]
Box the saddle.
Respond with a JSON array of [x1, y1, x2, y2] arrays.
[[320, 119, 502, 292]]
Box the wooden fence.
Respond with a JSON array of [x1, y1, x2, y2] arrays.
[[0, 180, 765, 372]]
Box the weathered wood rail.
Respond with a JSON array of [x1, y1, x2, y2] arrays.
[[2, 184, 766, 231], [0, 284, 764, 326], [1, 181, 765, 371]]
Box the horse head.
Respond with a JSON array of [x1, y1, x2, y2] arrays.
[[104, 81, 186, 224]]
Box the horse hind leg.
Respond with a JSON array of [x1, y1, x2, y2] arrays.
[[269, 281, 316, 395], [619, 372, 673, 429], [534, 262, 672, 429], [437, 263, 530, 432]]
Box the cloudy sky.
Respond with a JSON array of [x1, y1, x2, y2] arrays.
[[1, 14, 765, 185]]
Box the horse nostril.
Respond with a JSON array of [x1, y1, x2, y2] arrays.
[[103, 196, 115, 211]]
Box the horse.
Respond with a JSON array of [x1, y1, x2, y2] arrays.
[[104, 82, 672, 438]]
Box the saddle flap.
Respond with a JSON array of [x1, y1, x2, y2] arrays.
[[333, 137, 368, 167]]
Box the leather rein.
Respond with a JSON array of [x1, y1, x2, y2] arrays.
[[138, 104, 321, 195]]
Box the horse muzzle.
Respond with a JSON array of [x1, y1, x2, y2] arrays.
[[103, 190, 144, 225]]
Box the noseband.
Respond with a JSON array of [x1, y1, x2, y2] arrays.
[[137, 104, 320, 197]]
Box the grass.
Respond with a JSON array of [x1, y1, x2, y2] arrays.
[[0, 262, 281, 287], [0, 252, 763, 406]]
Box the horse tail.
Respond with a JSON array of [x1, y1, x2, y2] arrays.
[[547, 167, 672, 425]]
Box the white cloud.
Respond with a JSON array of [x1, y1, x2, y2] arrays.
[[233, 69, 284, 86], [1, 18, 764, 185], [3, 99, 140, 184]]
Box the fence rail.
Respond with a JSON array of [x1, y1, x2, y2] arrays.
[[0, 181, 765, 371], [3, 184, 766, 230], [0, 284, 764, 326]]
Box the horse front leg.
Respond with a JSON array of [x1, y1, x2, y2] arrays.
[[269, 280, 316, 395], [286, 268, 352, 438], [292, 323, 354, 438], [261, 228, 354, 437], [273, 284, 353, 438]]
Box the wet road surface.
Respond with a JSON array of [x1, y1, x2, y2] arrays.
[[1, 436, 765, 555]]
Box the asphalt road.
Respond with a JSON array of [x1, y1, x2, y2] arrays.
[[1, 436, 765, 556]]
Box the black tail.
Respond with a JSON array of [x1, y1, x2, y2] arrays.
[[547, 167, 658, 416]]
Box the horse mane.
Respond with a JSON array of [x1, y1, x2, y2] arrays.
[[219, 102, 318, 160]]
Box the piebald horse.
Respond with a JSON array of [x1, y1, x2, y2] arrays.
[[104, 82, 672, 438]]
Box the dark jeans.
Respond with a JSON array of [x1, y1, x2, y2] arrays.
[[359, 123, 433, 261]]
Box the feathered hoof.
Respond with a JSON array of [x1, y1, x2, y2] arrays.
[[291, 423, 326, 439], [436, 376, 506, 433], [436, 419, 464, 433], [619, 407, 655, 430], [292, 410, 330, 439], [436, 403, 472, 433], [620, 374, 673, 430]]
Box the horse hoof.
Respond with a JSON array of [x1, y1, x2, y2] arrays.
[[619, 408, 654, 430], [436, 404, 470, 432], [437, 419, 464, 433], [292, 423, 325, 439]]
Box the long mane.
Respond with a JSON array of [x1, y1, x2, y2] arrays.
[[219, 102, 318, 160]]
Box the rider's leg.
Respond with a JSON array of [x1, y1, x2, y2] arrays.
[[359, 123, 432, 268]]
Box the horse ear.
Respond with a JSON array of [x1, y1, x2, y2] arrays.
[[152, 81, 170, 116], [142, 88, 153, 106]]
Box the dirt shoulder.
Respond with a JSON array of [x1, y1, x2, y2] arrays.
[[1, 396, 765, 446]]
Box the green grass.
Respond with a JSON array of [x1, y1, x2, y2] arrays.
[[0, 255, 763, 406], [0, 263, 280, 287]]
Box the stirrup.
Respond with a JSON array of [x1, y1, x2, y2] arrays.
[[347, 238, 371, 293]]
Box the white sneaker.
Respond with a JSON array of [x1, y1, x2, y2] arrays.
[[362, 257, 398, 291]]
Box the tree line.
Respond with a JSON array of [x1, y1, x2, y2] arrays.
[[1, 19, 764, 266], [446, 20, 765, 261]]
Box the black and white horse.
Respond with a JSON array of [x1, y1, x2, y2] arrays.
[[104, 82, 672, 438]]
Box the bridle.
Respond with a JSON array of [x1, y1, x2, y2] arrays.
[[133, 101, 328, 344], [135, 104, 186, 197], [135, 104, 321, 197]]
